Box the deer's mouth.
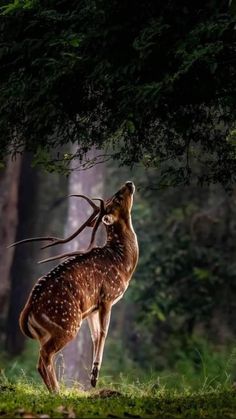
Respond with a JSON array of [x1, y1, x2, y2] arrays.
[[125, 181, 135, 194]]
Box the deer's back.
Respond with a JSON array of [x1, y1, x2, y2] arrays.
[[20, 248, 130, 338]]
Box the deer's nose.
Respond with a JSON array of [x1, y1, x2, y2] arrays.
[[125, 181, 135, 193]]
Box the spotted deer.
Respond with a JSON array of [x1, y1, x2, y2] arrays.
[[9, 181, 138, 392]]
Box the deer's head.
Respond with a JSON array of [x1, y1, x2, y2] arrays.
[[102, 181, 135, 227]]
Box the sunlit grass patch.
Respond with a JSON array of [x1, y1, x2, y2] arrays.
[[0, 370, 236, 418], [1, 340, 236, 417]]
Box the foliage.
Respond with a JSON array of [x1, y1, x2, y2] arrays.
[[128, 172, 236, 367], [1, 334, 236, 393], [0, 1, 236, 186], [98, 160, 236, 377]]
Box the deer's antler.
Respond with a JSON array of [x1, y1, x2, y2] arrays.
[[40, 195, 101, 250], [38, 197, 105, 264], [7, 235, 61, 248], [7, 194, 103, 251]]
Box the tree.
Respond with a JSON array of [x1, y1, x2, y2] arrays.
[[5, 153, 39, 354], [60, 146, 105, 389], [0, 156, 21, 346], [5, 153, 68, 355], [0, 1, 236, 187]]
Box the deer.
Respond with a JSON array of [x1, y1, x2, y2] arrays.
[[9, 181, 139, 392]]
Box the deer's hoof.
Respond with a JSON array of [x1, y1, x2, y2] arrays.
[[91, 365, 99, 387], [91, 375, 97, 387]]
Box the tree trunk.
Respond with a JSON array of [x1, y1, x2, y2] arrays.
[[5, 153, 69, 356], [0, 157, 21, 346], [60, 146, 104, 390], [5, 154, 39, 355]]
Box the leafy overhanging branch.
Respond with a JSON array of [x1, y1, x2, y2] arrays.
[[0, 1, 236, 187]]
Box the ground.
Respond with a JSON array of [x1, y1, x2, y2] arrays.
[[1, 340, 236, 418], [0, 381, 236, 418]]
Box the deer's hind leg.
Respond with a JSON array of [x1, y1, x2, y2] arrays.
[[31, 312, 82, 392], [37, 354, 52, 392], [39, 325, 81, 392], [39, 342, 60, 392], [27, 313, 58, 391]]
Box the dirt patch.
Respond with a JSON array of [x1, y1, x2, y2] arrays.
[[91, 388, 123, 398]]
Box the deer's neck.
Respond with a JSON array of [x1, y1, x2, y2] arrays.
[[105, 219, 139, 274]]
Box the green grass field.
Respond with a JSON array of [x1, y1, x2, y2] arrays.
[[1, 340, 236, 418], [0, 379, 236, 418]]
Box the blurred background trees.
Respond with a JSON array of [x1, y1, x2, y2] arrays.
[[0, 156, 21, 343], [1, 154, 236, 389], [61, 146, 105, 389], [104, 163, 236, 383], [0, 0, 236, 390]]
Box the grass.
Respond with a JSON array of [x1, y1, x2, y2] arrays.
[[0, 370, 236, 418], [1, 340, 236, 418], [0, 376, 236, 418]]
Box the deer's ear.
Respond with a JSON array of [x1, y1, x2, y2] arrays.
[[102, 214, 115, 225]]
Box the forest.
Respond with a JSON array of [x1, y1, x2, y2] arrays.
[[1, 0, 236, 418]]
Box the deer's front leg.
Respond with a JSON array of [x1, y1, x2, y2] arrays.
[[87, 311, 100, 362], [90, 303, 111, 387]]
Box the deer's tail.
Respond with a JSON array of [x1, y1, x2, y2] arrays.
[[19, 303, 34, 339]]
